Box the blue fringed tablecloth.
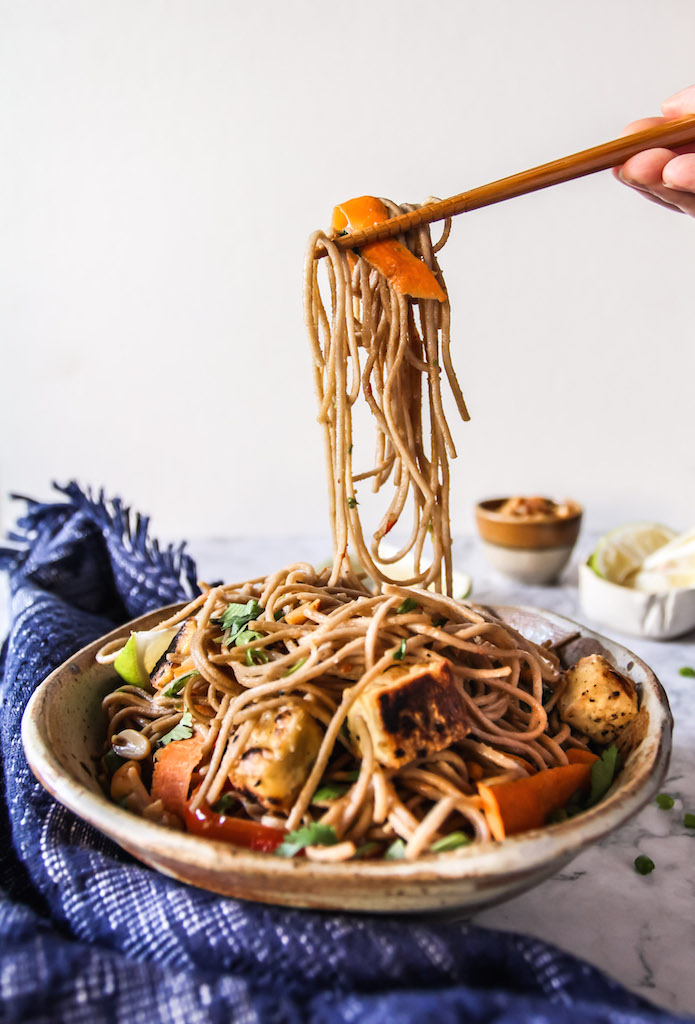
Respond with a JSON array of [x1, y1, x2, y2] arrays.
[[0, 484, 690, 1024]]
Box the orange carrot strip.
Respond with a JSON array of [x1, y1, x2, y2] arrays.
[[151, 734, 205, 820], [565, 748, 600, 766], [331, 196, 446, 302], [478, 762, 594, 841]]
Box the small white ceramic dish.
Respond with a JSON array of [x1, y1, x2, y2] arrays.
[[579, 563, 695, 640], [21, 603, 671, 914]]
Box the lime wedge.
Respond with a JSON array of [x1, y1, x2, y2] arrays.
[[114, 628, 178, 687], [640, 526, 695, 572], [588, 523, 677, 585]]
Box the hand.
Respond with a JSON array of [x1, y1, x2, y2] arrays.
[[613, 85, 695, 215]]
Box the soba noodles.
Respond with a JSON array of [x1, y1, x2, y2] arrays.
[[98, 563, 588, 860], [98, 199, 634, 859], [305, 201, 468, 595]]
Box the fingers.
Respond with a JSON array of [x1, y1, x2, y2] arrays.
[[613, 93, 695, 216], [616, 147, 695, 215], [663, 152, 695, 192], [661, 84, 695, 119]]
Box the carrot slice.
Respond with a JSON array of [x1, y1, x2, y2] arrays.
[[565, 748, 600, 766], [151, 733, 205, 820], [478, 762, 595, 841], [331, 196, 446, 302]]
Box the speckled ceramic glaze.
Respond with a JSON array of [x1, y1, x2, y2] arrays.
[[21, 604, 671, 914]]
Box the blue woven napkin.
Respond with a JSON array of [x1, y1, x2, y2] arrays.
[[0, 483, 688, 1024]]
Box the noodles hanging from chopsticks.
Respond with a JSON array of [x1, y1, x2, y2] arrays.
[[304, 200, 468, 595]]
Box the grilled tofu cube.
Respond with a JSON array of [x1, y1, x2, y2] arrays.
[[228, 705, 323, 811], [346, 658, 468, 769], [150, 617, 198, 689], [557, 654, 638, 743]]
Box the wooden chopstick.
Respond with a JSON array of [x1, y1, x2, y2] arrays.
[[318, 115, 695, 257]]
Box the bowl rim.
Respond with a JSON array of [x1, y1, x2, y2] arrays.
[[475, 497, 583, 524], [21, 601, 672, 888]]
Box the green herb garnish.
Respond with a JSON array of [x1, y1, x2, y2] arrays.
[[159, 710, 194, 746], [274, 609, 285, 621], [284, 656, 308, 677], [353, 841, 380, 859], [393, 638, 407, 661], [546, 808, 569, 825], [163, 670, 200, 697], [234, 629, 263, 647], [432, 616, 448, 628], [213, 599, 264, 647], [275, 823, 338, 858], [634, 854, 655, 875], [587, 743, 619, 807], [430, 831, 471, 853], [103, 749, 126, 777], [347, 496, 358, 509], [311, 782, 349, 802], [396, 597, 419, 615], [679, 666, 695, 677], [384, 839, 406, 860], [656, 793, 675, 810], [684, 813, 695, 829], [212, 793, 238, 815], [245, 647, 270, 666]]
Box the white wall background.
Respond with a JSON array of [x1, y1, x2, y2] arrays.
[[1, 0, 693, 546]]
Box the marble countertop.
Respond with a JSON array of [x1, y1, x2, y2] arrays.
[[187, 531, 695, 1018]]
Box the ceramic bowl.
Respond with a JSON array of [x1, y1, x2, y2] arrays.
[[21, 603, 670, 915], [475, 498, 583, 585], [578, 562, 695, 640]]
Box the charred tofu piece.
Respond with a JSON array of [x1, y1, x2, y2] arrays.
[[346, 658, 469, 769], [150, 617, 198, 689], [557, 654, 638, 743], [228, 705, 323, 811]]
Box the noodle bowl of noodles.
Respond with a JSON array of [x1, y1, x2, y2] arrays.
[[22, 595, 671, 912], [21, 195, 671, 909]]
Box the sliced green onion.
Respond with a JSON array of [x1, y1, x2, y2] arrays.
[[634, 854, 655, 875], [393, 638, 407, 661], [430, 831, 471, 853]]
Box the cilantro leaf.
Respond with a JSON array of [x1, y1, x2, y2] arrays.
[[212, 793, 238, 815], [212, 600, 264, 647], [588, 744, 620, 806], [159, 711, 193, 746], [656, 793, 674, 810], [275, 823, 338, 858], [432, 616, 448, 628], [347, 496, 358, 510], [684, 813, 695, 829], [396, 597, 419, 615], [679, 666, 695, 677], [163, 670, 200, 697]]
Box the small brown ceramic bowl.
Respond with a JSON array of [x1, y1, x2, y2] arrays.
[[475, 497, 583, 585], [21, 602, 669, 915]]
